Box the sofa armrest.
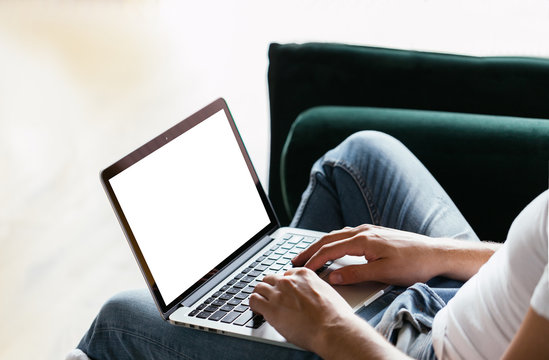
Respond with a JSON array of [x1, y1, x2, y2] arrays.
[[282, 106, 549, 241]]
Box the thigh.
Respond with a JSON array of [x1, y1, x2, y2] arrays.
[[78, 290, 319, 360], [291, 131, 479, 241]]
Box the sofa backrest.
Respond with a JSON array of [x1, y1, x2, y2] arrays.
[[268, 42, 549, 239]]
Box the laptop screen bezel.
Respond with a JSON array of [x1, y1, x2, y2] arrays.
[[100, 98, 279, 317]]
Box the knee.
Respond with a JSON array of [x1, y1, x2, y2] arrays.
[[95, 289, 153, 327], [325, 131, 404, 165], [340, 131, 401, 154]]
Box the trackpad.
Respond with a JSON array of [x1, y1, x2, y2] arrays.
[[319, 256, 388, 311]]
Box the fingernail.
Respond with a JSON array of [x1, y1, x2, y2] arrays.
[[331, 273, 342, 284]]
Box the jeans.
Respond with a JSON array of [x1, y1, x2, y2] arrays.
[[78, 131, 479, 359]]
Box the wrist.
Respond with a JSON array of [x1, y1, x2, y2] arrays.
[[314, 313, 360, 359], [430, 238, 497, 281], [316, 314, 411, 360]]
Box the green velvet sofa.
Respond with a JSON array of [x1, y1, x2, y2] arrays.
[[267, 43, 549, 242]]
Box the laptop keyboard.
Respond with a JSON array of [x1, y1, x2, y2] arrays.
[[186, 233, 330, 328]]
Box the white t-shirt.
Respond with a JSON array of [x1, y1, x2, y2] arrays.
[[432, 191, 549, 360]]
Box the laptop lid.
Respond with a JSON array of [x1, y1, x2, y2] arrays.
[[101, 98, 279, 317]]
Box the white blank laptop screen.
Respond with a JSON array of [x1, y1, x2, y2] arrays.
[[109, 110, 271, 305]]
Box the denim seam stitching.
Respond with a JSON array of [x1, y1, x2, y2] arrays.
[[294, 172, 319, 228], [93, 327, 194, 360], [329, 160, 381, 225]]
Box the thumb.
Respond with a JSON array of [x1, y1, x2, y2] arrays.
[[328, 261, 387, 285]]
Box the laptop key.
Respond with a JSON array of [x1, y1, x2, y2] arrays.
[[209, 310, 228, 322], [234, 281, 247, 289], [220, 304, 235, 312], [234, 304, 248, 312], [227, 298, 241, 306], [221, 311, 242, 324], [212, 299, 225, 307], [270, 264, 283, 271], [188, 309, 199, 317], [204, 297, 215, 304], [219, 293, 232, 301], [234, 292, 248, 300], [205, 305, 218, 313], [233, 309, 255, 326], [302, 236, 314, 244], [241, 275, 255, 283], [246, 315, 265, 329], [241, 286, 254, 294], [196, 311, 210, 319], [226, 287, 239, 295], [249, 269, 262, 277]]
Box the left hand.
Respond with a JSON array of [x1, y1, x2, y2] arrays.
[[249, 267, 355, 353]]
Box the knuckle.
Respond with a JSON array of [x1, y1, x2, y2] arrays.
[[296, 267, 312, 276], [279, 276, 293, 285]]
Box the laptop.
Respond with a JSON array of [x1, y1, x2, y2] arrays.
[[100, 98, 389, 349]]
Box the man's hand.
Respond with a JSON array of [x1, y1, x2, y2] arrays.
[[292, 224, 499, 286], [250, 267, 411, 359], [250, 267, 355, 352]]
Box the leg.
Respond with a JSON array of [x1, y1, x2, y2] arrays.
[[291, 131, 477, 291], [291, 131, 478, 241], [78, 290, 319, 360]]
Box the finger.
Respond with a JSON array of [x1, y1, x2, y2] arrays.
[[253, 282, 276, 300], [304, 235, 371, 270], [284, 266, 313, 277], [328, 261, 387, 285], [262, 274, 281, 286], [249, 293, 269, 316], [292, 226, 366, 266]]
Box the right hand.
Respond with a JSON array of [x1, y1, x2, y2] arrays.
[[292, 224, 441, 286]]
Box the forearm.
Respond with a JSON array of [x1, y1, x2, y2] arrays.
[[430, 238, 501, 281], [317, 315, 412, 360]]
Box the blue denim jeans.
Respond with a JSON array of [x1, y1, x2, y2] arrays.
[[78, 131, 478, 359]]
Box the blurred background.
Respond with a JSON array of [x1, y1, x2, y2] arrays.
[[1, 0, 548, 358]]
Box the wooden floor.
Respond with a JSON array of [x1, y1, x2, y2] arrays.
[[1, 1, 548, 359]]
